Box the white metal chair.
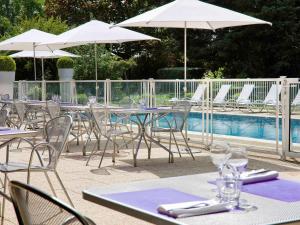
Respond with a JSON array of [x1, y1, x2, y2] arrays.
[[86, 104, 133, 168], [13, 100, 45, 130], [150, 102, 195, 159], [46, 100, 61, 119], [0, 115, 74, 222], [6, 180, 96, 225]]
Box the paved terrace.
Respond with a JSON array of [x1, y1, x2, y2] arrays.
[[2, 138, 300, 225]]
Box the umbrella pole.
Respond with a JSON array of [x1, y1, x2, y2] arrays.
[[41, 58, 44, 80], [33, 43, 37, 80], [184, 22, 187, 97], [95, 43, 98, 100]]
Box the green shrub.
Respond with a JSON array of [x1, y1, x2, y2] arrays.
[[0, 56, 16, 71], [57, 57, 74, 69], [76, 93, 88, 105]]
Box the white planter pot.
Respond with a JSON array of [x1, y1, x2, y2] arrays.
[[58, 68, 74, 102], [0, 71, 15, 98], [58, 68, 74, 81]]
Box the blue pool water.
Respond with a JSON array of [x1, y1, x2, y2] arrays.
[[115, 113, 300, 143], [184, 113, 300, 143]]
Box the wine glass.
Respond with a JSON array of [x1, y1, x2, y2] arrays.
[[210, 142, 231, 177], [227, 147, 248, 177], [227, 147, 256, 211]]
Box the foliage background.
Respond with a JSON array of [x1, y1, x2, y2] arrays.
[[0, 0, 299, 80]]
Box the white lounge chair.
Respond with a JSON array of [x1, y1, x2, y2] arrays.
[[213, 84, 231, 109], [235, 84, 255, 110], [250, 84, 282, 112], [170, 84, 206, 105], [292, 89, 300, 106], [263, 84, 282, 106]]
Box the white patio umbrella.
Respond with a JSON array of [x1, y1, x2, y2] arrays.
[[116, 0, 272, 92], [0, 29, 57, 80], [10, 50, 79, 80], [39, 20, 159, 97]]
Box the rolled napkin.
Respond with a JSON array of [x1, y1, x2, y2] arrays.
[[240, 169, 279, 184], [157, 199, 230, 218]]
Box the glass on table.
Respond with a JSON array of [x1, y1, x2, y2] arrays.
[[216, 177, 242, 209], [209, 142, 231, 177], [227, 147, 248, 177]]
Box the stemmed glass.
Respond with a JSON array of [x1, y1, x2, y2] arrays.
[[210, 142, 232, 178], [227, 147, 248, 177], [227, 147, 256, 211]]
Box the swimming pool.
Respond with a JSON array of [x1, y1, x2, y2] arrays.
[[184, 113, 300, 143], [115, 112, 300, 143]]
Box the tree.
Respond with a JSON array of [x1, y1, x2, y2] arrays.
[[72, 45, 136, 80], [0, 16, 69, 80]]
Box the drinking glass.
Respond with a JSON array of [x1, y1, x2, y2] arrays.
[[210, 142, 231, 177], [216, 177, 243, 209], [227, 147, 248, 177]]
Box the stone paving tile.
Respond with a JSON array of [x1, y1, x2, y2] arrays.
[[1, 140, 300, 225]]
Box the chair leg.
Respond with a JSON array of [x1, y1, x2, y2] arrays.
[[112, 137, 116, 164], [98, 139, 109, 168], [43, 171, 58, 198], [1, 173, 8, 225], [54, 171, 74, 207], [86, 142, 98, 166], [181, 132, 195, 160], [172, 132, 182, 157]]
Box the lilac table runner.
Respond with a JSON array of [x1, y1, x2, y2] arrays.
[[103, 188, 205, 215], [241, 179, 300, 202], [209, 178, 300, 202]]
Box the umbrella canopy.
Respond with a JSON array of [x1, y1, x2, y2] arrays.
[[39, 20, 159, 98], [40, 20, 159, 49], [116, 0, 271, 29], [10, 50, 79, 59], [10, 50, 79, 81], [116, 0, 271, 92], [0, 29, 56, 51], [0, 29, 58, 80]]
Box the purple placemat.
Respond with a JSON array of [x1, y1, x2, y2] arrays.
[[242, 179, 300, 202], [103, 188, 205, 215], [0, 129, 33, 135], [209, 179, 300, 202]]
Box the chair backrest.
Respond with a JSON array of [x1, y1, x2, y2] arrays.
[[171, 102, 192, 131], [236, 84, 255, 103], [9, 180, 95, 225], [14, 100, 27, 123], [263, 84, 282, 105], [45, 115, 72, 170], [91, 104, 108, 136], [292, 89, 300, 105], [213, 84, 231, 104], [46, 100, 61, 119], [191, 84, 206, 102], [0, 109, 8, 127]]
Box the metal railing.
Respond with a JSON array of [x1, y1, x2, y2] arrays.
[[13, 77, 300, 157]]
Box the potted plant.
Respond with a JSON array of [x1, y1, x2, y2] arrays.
[[0, 56, 16, 98], [57, 56, 74, 81]]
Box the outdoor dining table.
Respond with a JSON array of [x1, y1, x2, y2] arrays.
[[83, 172, 300, 225], [0, 127, 37, 162], [109, 107, 177, 167]]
